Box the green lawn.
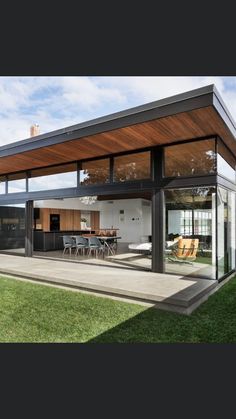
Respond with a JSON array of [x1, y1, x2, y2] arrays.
[[0, 274, 236, 343], [195, 255, 212, 265]]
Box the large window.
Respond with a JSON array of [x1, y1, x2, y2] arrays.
[[179, 210, 192, 235], [0, 176, 6, 194], [170, 209, 212, 237], [8, 173, 26, 193], [194, 210, 212, 235], [164, 138, 216, 177], [165, 187, 216, 279], [217, 139, 235, 183], [29, 163, 77, 192], [80, 159, 110, 185], [114, 151, 151, 182]]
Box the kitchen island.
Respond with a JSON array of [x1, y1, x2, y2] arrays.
[[33, 230, 96, 252]]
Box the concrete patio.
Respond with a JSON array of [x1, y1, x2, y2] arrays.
[[0, 254, 219, 314]]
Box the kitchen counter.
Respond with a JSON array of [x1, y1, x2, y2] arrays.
[[33, 230, 95, 251]]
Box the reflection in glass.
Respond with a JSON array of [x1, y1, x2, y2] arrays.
[[0, 203, 25, 255], [7, 172, 26, 193], [80, 159, 110, 185], [29, 164, 77, 191], [114, 151, 151, 182], [29, 172, 77, 191], [165, 187, 216, 279], [164, 139, 216, 177], [0, 176, 6, 194], [217, 140, 235, 183], [8, 177, 26, 193]]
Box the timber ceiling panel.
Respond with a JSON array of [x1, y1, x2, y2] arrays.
[[0, 105, 235, 176]]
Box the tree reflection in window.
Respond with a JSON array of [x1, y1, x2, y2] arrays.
[[114, 151, 150, 182], [80, 159, 110, 185], [164, 139, 216, 177]]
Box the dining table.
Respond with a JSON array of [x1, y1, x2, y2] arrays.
[[96, 236, 122, 256], [70, 235, 122, 256]]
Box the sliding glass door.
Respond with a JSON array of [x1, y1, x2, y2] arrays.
[[217, 187, 236, 279], [164, 187, 216, 279]]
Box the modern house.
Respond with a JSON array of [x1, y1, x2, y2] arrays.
[[0, 84, 235, 283]]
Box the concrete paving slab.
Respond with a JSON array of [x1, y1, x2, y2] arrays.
[[0, 254, 218, 313]]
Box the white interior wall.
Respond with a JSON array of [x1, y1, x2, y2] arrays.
[[34, 197, 151, 243], [99, 199, 149, 243], [34, 198, 101, 211], [168, 210, 182, 235], [141, 200, 151, 239]]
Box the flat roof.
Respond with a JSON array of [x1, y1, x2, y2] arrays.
[[0, 84, 236, 176]]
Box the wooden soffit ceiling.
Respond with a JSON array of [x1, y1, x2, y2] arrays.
[[0, 100, 235, 177]]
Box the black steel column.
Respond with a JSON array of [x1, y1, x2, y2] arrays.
[[25, 200, 34, 257], [152, 189, 165, 272], [5, 176, 8, 194], [151, 146, 165, 273], [26, 171, 30, 193], [110, 157, 114, 183], [77, 162, 81, 187]]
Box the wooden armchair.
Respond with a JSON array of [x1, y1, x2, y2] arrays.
[[168, 238, 199, 265]]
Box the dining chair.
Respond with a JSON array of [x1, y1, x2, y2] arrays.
[[62, 236, 76, 255], [168, 238, 199, 265], [87, 236, 105, 258], [74, 236, 88, 256]]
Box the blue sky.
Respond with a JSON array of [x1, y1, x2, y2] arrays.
[[0, 76, 236, 146]]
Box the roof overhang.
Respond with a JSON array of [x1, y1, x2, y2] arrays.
[[0, 84, 236, 176]]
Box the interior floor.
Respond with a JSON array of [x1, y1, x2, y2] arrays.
[[0, 248, 25, 255], [0, 242, 215, 279], [32, 242, 215, 279], [32, 242, 150, 271]]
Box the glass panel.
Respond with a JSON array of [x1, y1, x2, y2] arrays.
[[8, 173, 26, 193], [164, 139, 216, 177], [0, 176, 6, 194], [0, 183, 5, 194], [217, 140, 235, 183], [0, 203, 25, 255], [165, 187, 216, 279], [229, 190, 236, 271], [33, 193, 152, 272], [194, 209, 212, 235], [80, 159, 110, 185], [114, 151, 151, 182], [29, 163, 77, 191], [217, 187, 236, 278]]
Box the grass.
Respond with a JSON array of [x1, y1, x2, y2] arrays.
[[195, 255, 212, 265], [165, 255, 212, 265], [0, 274, 236, 342]]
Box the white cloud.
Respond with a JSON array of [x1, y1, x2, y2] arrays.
[[0, 112, 78, 145], [0, 76, 236, 147], [59, 76, 125, 109], [97, 76, 226, 104]]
